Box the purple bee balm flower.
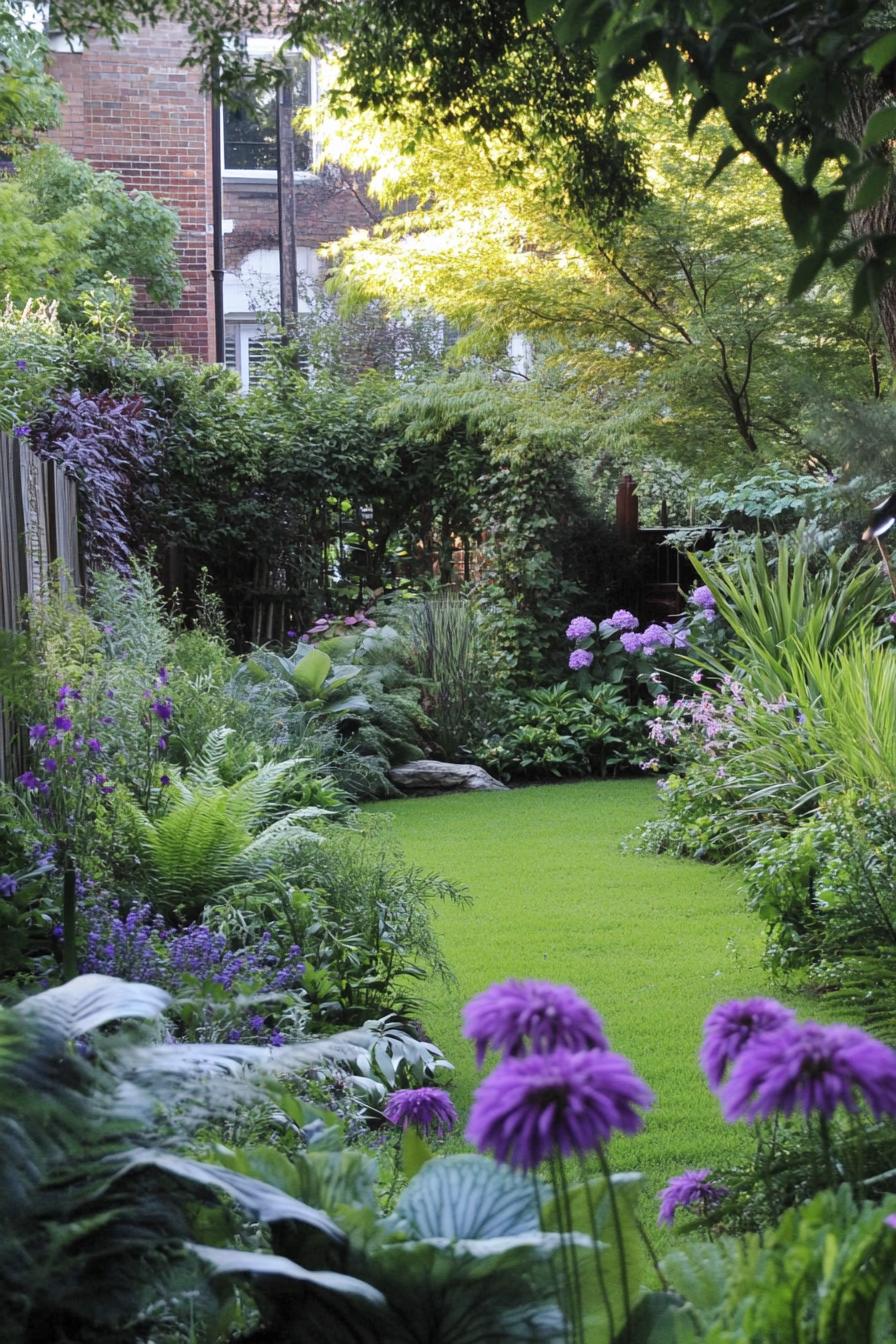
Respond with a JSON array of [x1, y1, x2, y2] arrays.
[[54, 715, 73, 732], [151, 699, 173, 722], [16, 770, 40, 791], [13, 424, 30, 438], [86, 738, 102, 753], [723, 1021, 896, 1123], [566, 616, 597, 640], [463, 978, 609, 1066], [701, 997, 795, 1089], [568, 648, 594, 671], [467, 1048, 653, 1170], [0, 874, 17, 897], [690, 585, 716, 610], [609, 609, 639, 632], [620, 631, 643, 654], [29, 724, 47, 742], [384, 1086, 458, 1139], [658, 1169, 729, 1226]]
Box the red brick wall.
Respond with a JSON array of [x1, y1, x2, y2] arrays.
[[50, 28, 381, 359], [49, 24, 214, 360], [223, 169, 379, 273]]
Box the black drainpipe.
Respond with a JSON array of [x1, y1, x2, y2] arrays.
[[210, 72, 225, 365]]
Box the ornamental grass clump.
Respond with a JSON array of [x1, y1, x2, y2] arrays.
[[463, 978, 652, 1343]]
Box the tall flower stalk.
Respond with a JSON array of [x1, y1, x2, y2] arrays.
[[463, 979, 652, 1343]]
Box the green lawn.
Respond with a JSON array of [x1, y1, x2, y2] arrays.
[[369, 778, 775, 1240]]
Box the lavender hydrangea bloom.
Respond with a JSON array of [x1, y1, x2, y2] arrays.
[[568, 649, 594, 671], [723, 1021, 896, 1123], [463, 978, 609, 1066], [384, 1087, 458, 1138], [609, 609, 639, 632], [701, 998, 795, 1089], [690, 585, 716, 610], [641, 623, 673, 656], [657, 1169, 728, 1226], [620, 631, 643, 654], [467, 1048, 653, 1170], [566, 616, 597, 640]]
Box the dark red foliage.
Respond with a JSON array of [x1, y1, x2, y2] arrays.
[[31, 389, 159, 576]]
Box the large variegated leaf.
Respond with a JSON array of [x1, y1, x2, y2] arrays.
[[187, 1243, 386, 1305], [396, 1155, 541, 1240], [13, 974, 170, 1038], [122, 1028, 376, 1081], [119, 1150, 344, 1239]]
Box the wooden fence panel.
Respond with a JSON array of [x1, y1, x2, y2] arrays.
[[0, 432, 81, 781]]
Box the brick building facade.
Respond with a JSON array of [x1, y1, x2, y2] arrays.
[[48, 26, 377, 375]]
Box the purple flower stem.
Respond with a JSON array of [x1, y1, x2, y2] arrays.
[[576, 1156, 615, 1342], [595, 1145, 632, 1340], [552, 1153, 586, 1344]]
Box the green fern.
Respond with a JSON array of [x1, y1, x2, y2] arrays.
[[134, 732, 326, 918]]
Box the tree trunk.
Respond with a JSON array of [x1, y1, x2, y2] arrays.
[[837, 76, 896, 364]]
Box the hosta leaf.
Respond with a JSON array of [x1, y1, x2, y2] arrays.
[[187, 1242, 386, 1305], [291, 647, 331, 694], [14, 974, 170, 1037], [396, 1154, 541, 1239], [120, 1149, 345, 1239]]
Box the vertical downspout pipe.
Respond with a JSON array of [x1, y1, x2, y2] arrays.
[[210, 66, 225, 365]]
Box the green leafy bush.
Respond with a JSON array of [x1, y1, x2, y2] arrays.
[[478, 682, 653, 781]]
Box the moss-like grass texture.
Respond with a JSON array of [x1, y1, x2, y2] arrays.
[[369, 778, 775, 1239]]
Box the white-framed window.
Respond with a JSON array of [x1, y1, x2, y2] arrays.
[[221, 37, 315, 179], [224, 320, 275, 391]]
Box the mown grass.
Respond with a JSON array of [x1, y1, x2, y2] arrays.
[[369, 778, 778, 1244]]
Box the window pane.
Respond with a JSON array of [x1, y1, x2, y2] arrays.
[[222, 60, 312, 172]]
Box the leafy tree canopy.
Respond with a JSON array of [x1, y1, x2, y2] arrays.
[[42, 0, 896, 328], [319, 91, 882, 472], [0, 144, 184, 314], [0, 4, 61, 154]]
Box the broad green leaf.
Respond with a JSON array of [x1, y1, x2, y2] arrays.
[[187, 1242, 386, 1305], [865, 31, 896, 76], [704, 142, 740, 187], [401, 1128, 434, 1179], [787, 250, 826, 300], [853, 162, 892, 211], [291, 646, 331, 694], [14, 974, 170, 1037], [396, 1154, 541, 1239], [862, 104, 896, 146], [120, 1149, 345, 1239]]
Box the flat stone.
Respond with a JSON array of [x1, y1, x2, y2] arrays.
[[387, 760, 508, 794]]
